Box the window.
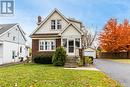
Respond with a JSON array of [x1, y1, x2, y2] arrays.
[[8, 33, 10, 37], [39, 40, 56, 51], [57, 20, 62, 29], [20, 46, 22, 53], [51, 20, 62, 29], [13, 36, 16, 41], [62, 39, 67, 48], [12, 51, 15, 59], [75, 38, 80, 47], [39, 41, 44, 50], [51, 20, 56, 29], [51, 41, 55, 50]]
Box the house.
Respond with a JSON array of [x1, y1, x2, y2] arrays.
[[30, 9, 84, 61], [0, 23, 28, 65]]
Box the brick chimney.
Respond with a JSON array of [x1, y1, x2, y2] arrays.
[[37, 16, 42, 26]]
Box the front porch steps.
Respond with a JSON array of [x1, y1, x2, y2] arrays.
[[64, 56, 78, 68]]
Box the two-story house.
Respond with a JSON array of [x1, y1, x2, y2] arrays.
[[30, 9, 84, 61], [0, 23, 28, 65]]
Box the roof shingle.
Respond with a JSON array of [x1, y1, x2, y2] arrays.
[[0, 23, 17, 35]]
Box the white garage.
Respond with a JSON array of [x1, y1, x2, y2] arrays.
[[84, 47, 96, 58]]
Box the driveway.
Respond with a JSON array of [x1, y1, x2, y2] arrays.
[[94, 59, 130, 87]]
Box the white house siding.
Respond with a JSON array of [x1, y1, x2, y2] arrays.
[[0, 24, 27, 65], [69, 21, 81, 29], [61, 25, 82, 56], [2, 41, 26, 64], [36, 11, 68, 34], [0, 25, 26, 45], [0, 44, 3, 64], [61, 25, 81, 38]]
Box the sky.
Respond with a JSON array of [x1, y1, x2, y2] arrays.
[[0, 0, 130, 44]]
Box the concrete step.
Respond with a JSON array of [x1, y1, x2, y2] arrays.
[[64, 63, 78, 68]]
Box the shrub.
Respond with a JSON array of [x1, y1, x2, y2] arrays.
[[33, 54, 52, 64], [85, 56, 93, 65], [52, 47, 66, 66], [77, 58, 83, 67]]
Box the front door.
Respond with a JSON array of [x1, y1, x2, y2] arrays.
[[68, 39, 74, 55]]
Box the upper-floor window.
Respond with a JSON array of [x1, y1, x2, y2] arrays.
[[13, 36, 16, 41], [7, 33, 10, 37], [57, 20, 62, 29], [51, 20, 62, 30], [51, 20, 56, 29]]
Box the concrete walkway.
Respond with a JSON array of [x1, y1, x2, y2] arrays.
[[94, 59, 130, 87], [64, 67, 100, 71]]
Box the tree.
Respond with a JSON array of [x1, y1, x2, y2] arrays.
[[52, 46, 66, 66], [99, 18, 130, 52], [82, 27, 97, 49]]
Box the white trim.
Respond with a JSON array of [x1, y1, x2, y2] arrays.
[[30, 8, 69, 36], [39, 39, 56, 51], [0, 24, 26, 42], [61, 37, 81, 56], [0, 24, 17, 37], [32, 38, 60, 39], [59, 23, 83, 36]]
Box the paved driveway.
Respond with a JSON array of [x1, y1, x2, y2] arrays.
[[94, 59, 130, 87]]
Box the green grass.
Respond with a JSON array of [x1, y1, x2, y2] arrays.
[[0, 64, 122, 87], [110, 59, 130, 64]]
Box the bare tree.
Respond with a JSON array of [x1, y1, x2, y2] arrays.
[[82, 27, 97, 49]]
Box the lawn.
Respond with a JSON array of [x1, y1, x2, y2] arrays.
[[0, 64, 122, 87], [110, 59, 130, 64]]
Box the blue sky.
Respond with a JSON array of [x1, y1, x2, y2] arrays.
[[0, 0, 130, 43]]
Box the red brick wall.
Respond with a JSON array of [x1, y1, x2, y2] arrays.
[[56, 39, 61, 47], [32, 39, 61, 58], [32, 39, 39, 57]]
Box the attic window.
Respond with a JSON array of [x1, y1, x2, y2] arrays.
[[51, 20, 62, 29], [57, 20, 62, 29], [51, 20, 56, 29]]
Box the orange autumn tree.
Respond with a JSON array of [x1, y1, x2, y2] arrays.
[[99, 18, 130, 52]]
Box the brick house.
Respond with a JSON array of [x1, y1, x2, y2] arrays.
[[30, 9, 84, 61]]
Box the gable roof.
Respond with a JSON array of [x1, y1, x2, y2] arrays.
[[0, 23, 27, 41], [30, 8, 69, 36], [0, 23, 17, 35], [59, 23, 83, 35], [67, 18, 82, 24]]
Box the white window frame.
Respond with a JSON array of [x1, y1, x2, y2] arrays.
[[39, 40, 56, 51], [51, 20, 56, 29], [51, 19, 62, 30], [57, 20, 62, 29]]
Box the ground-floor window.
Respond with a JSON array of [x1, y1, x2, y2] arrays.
[[39, 40, 56, 51], [62, 38, 67, 48], [75, 38, 80, 48]]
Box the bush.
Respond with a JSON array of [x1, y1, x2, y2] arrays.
[[52, 47, 66, 66], [77, 58, 83, 67], [85, 56, 93, 65], [33, 54, 52, 64]]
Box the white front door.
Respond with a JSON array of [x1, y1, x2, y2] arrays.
[[68, 39, 75, 55]]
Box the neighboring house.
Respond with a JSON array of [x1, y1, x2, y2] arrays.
[[0, 23, 28, 65], [30, 9, 84, 60]]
